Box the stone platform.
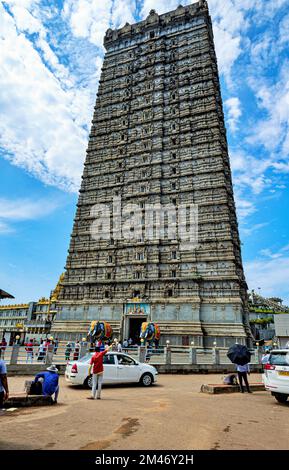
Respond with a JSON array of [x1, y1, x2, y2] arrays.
[[3, 393, 54, 408], [200, 383, 265, 394]]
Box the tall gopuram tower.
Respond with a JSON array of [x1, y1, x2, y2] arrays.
[[53, 0, 252, 347]]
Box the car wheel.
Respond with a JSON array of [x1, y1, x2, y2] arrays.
[[84, 375, 93, 389], [140, 373, 153, 387], [274, 393, 288, 404]]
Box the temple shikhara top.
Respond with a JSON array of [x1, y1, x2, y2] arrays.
[[53, 1, 252, 347]]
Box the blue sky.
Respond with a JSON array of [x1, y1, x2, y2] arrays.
[[1, 0, 289, 304]]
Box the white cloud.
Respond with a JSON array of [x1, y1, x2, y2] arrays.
[[0, 2, 89, 192], [247, 61, 289, 158], [0, 220, 14, 234], [235, 196, 256, 219], [0, 197, 60, 235], [0, 198, 59, 221], [225, 97, 242, 132], [231, 150, 272, 195], [111, 0, 137, 28], [241, 222, 269, 237], [279, 13, 289, 44], [0, 0, 288, 200], [245, 255, 289, 305], [62, 0, 112, 48], [259, 248, 282, 259]]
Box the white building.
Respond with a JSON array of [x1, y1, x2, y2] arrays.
[[274, 314, 289, 348]]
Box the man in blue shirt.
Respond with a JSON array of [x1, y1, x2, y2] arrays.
[[33, 364, 59, 403], [0, 359, 9, 408], [236, 363, 252, 393]]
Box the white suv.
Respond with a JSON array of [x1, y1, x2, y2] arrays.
[[262, 349, 289, 403]]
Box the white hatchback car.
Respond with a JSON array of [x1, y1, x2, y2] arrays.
[[262, 349, 289, 403], [65, 351, 158, 388]]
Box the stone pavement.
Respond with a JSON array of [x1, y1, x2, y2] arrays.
[[1, 374, 289, 450]]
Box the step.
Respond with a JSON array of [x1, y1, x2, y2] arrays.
[[3, 394, 54, 408], [200, 383, 265, 394]]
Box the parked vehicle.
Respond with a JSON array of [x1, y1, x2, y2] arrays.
[[65, 352, 158, 388], [262, 349, 289, 403]]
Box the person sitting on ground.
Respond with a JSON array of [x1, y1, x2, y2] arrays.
[[223, 373, 238, 385], [32, 365, 59, 403]]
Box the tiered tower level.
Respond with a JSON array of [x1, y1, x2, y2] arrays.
[[54, 1, 252, 347]]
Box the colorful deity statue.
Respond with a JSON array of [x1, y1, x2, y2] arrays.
[[87, 321, 112, 345], [140, 322, 161, 348]]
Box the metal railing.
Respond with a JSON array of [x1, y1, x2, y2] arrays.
[[1, 343, 262, 367]]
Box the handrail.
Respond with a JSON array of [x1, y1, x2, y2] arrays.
[[1, 344, 261, 366]]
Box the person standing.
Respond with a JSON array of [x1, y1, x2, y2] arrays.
[[111, 339, 118, 352], [236, 363, 252, 393], [46, 340, 54, 364], [0, 358, 9, 408], [88, 344, 112, 400], [0, 337, 7, 360], [37, 341, 46, 363], [25, 339, 34, 364], [123, 339, 129, 353], [73, 341, 80, 360], [54, 338, 59, 355], [65, 342, 72, 361]]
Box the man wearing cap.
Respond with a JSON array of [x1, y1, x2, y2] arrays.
[[32, 365, 59, 403]]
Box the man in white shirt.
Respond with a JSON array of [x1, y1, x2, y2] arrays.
[[236, 363, 252, 393]]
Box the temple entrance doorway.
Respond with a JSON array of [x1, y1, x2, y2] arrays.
[[126, 317, 146, 345]]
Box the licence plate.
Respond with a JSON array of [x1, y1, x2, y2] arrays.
[[278, 371, 289, 376]]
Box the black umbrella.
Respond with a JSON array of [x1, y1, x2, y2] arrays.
[[227, 344, 251, 366]]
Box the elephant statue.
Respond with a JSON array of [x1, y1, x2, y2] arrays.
[[139, 322, 161, 348], [87, 321, 113, 344]]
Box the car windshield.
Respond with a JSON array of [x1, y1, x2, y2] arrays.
[[270, 353, 289, 366], [78, 353, 93, 363]]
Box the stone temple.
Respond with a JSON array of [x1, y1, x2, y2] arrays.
[[52, 0, 252, 347]]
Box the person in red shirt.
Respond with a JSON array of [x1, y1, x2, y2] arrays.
[[88, 344, 112, 400], [25, 339, 34, 364]]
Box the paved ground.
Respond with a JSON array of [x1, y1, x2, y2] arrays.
[[1, 374, 289, 450]]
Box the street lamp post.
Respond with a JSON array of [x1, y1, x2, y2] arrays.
[[212, 340, 219, 365], [165, 340, 171, 365], [190, 340, 196, 365]]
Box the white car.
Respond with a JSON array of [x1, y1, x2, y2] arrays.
[[65, 351, 158, 388], [262, 349, 289, 403]]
